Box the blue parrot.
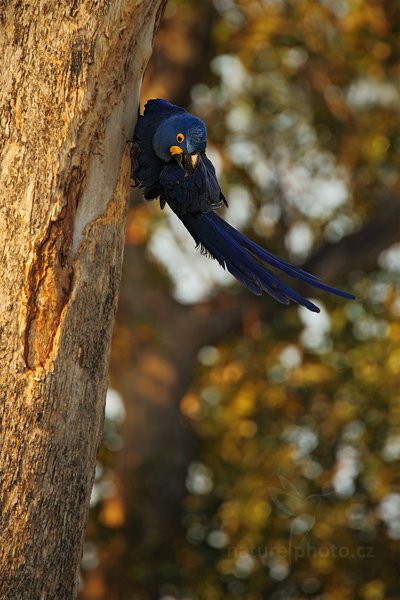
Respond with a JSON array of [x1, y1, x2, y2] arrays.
[[133, 99, 354, 312]]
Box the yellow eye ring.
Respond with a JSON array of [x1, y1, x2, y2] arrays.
[[176, 133, 185, 143]]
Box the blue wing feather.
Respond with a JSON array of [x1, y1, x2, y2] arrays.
[[180, 212, 354, 312]]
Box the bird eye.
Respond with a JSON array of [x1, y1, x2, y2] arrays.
[[176, 133, 185, 143]]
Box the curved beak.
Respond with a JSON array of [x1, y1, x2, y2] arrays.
[[169, 146, 200, 176]]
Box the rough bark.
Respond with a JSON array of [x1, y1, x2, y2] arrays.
[[0, 1, 166, 598]]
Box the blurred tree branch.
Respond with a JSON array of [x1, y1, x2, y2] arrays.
[[305, 194, 400, 282]]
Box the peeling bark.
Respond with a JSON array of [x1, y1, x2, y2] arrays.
[[0, 1, 166, 598]]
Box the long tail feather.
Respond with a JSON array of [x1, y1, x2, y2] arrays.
[[180, 211, 355, 313]]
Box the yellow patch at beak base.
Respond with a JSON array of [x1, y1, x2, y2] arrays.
[[169, 145, 183, 156]]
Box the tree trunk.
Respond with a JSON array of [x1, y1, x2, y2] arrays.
[[0, 1, 166, 598]]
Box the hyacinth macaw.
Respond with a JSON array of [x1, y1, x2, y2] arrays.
[[133, 99, 354, 312]]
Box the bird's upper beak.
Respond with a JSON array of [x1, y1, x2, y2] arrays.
[[169, 146, 200, 176]]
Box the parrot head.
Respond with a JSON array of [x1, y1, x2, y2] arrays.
[[152, 114, 207, 176]]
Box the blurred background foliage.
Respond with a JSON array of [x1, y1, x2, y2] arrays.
[[80, 0, 400, 598]]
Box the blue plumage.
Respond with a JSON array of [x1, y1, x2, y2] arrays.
[[133, 99, 355, 312]]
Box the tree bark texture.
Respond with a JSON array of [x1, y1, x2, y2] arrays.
[[0, 1, 166, 598]]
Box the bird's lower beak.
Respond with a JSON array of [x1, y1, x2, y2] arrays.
[[169, 146, 200, 176], [183, 152, 200, 176]]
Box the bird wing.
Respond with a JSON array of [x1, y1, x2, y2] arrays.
[[159, 154, 354, 311]]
